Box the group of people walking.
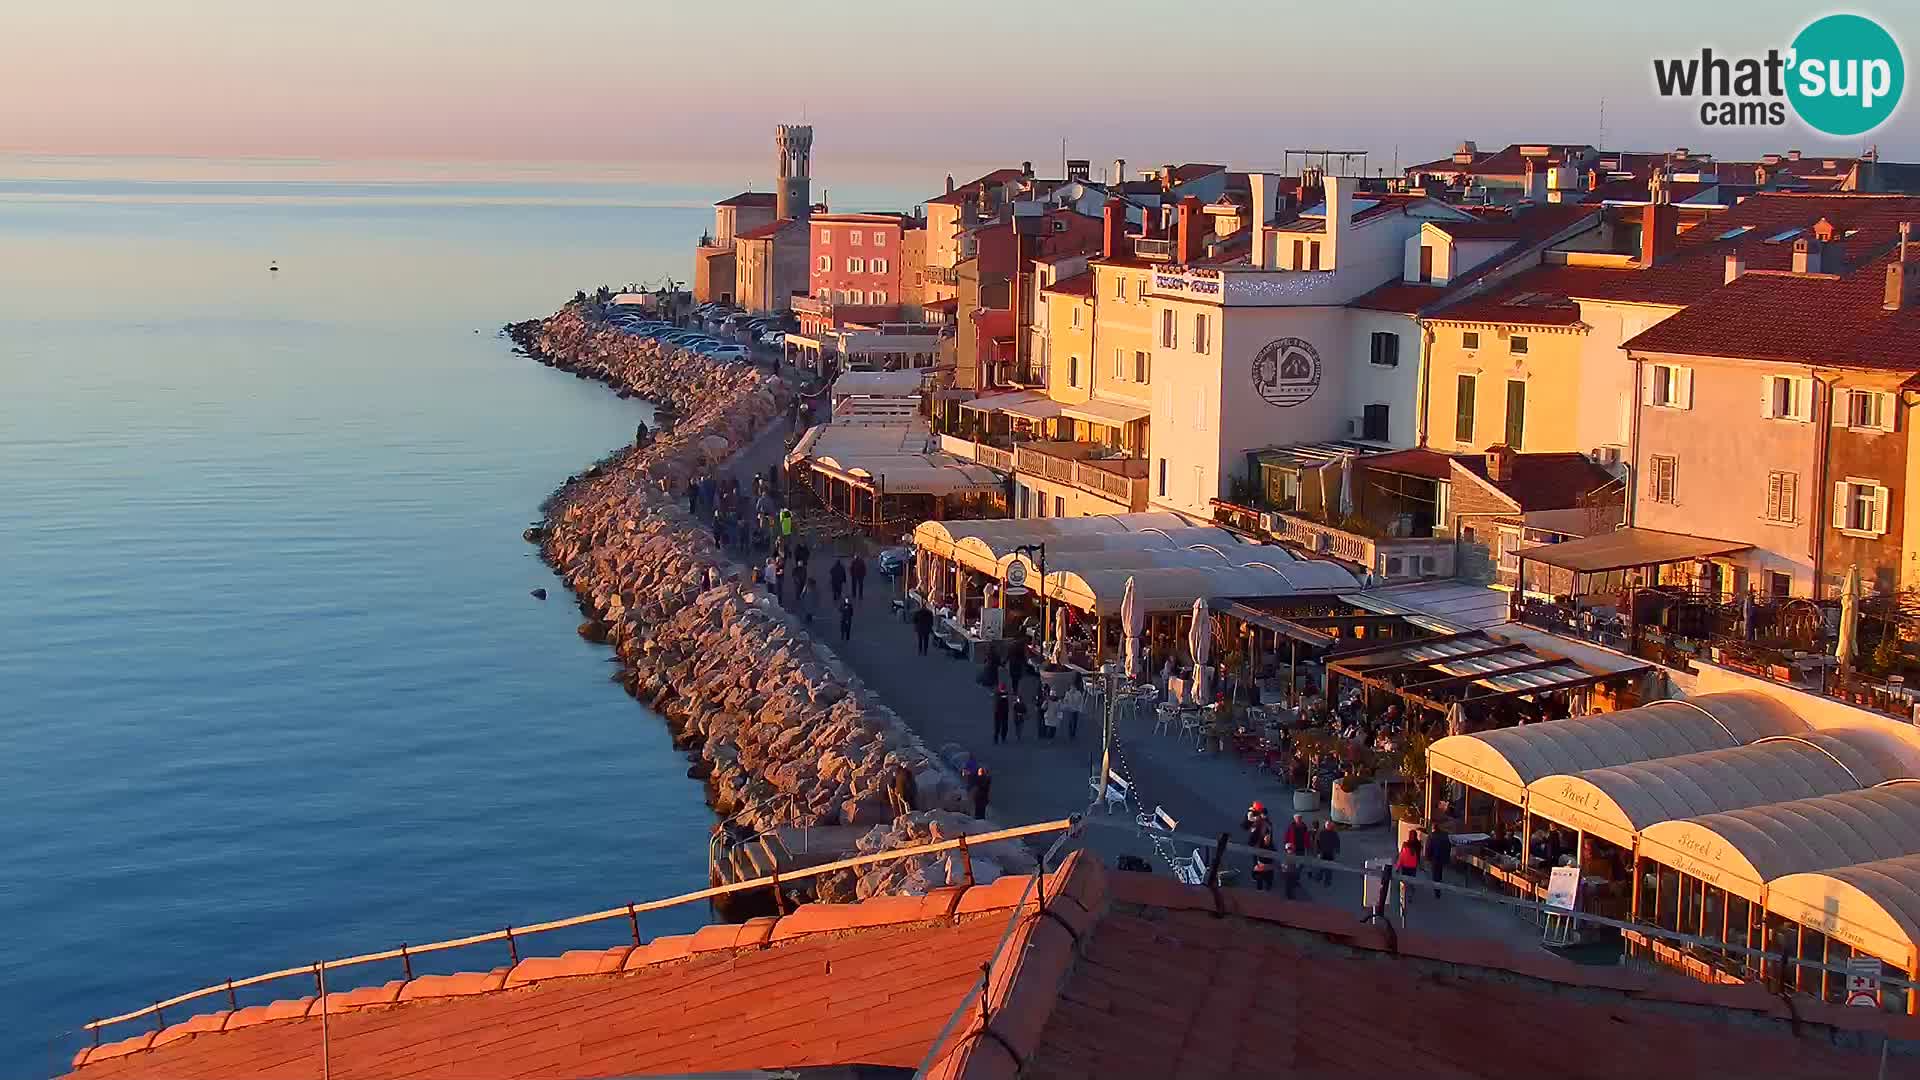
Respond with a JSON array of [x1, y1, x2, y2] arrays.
[[1241, 802, 1340, 897], [980, 639, 1087, 745]]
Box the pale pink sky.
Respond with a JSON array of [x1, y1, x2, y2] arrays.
[[4, 0, 1910, 173]]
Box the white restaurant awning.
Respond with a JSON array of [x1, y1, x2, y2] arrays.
[[1638, 783, 1920, 902], [1060, 398, 1151, 426], [1768, 854, 1920, 971]]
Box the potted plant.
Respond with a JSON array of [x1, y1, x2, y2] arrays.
[[1331, 771, 1387, 827]]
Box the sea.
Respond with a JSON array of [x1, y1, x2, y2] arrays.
[[0, 157, 816, 1075]]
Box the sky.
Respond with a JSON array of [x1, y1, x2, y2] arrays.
[[2, 0, 1914, 190]]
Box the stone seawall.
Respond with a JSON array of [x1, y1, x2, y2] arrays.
[[511, 306, 1009, 901]]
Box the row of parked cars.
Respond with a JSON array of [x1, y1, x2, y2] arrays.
[[696, 303, 789, 350], [610, 311, 751, 363], [610, 304, 790, 363]]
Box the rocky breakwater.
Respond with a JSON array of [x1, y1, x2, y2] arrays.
[[515, 305, 978, 903]]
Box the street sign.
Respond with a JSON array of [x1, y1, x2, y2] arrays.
[[1004, 561, 1029, 596], [1847, 956, 1882, 1008]]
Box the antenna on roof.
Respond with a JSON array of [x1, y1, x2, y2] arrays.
[[1598, 98, 1607, 152]]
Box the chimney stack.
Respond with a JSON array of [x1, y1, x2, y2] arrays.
[[1792, 237, 1825, 274], [1486, 444, 1515, 484], [1725, 253, 1746, 284], [1177, 196, 1204, 264], [1886, 222, 1917, 311], [946, 174, 956, 195], [1641, 201, 1678, 265], [1101, 198, 1127, 260], [1247, 172, 1276, 269], [1111, 158, 1127, 186], [1066, 159, 1090, 184]]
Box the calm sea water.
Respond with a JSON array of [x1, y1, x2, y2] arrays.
[[0, 161, 727, 1073]]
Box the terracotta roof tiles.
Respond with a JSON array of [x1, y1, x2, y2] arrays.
[[1452, 450, 1620, 512], [715, 191, 777, 208], [1625, 258, 1920, 372]]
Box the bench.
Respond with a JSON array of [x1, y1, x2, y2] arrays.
[[1090, 771, 1131, 814], [1135, 804, 1178, 835], [1173, 848, 1209, 885]]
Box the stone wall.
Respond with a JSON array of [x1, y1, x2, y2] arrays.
[[511, 305, 974, 897]]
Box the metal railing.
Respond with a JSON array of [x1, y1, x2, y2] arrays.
[[81, 819, 1077, 1041]]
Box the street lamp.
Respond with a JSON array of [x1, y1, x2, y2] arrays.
[[1013, 542, 1047, 657]]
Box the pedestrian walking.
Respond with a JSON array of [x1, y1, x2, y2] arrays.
[[828, 557, 847, 605], [991, 684, 1010, 744], [685, 478, 698, 515], [1314, 819, 1341, 885], [799, 577, 818, 624], [1282, 813, 1311, 899], [778, 508, 794, 543], [1395, 832, 1422, 923], [914, 605, 935, 655], [1425, 824, 1452, 899], [849, 553, 867, 600], [1249, 814, 1276, 892], [762, 555, 777, 594], [838, 595, 853, 641], [1061, 676, 1086, 740], [1011, 692, 1027, 740], [980, 641, 1002, 689], [969, 766, 991, 820], [795, 540, 811, 577]]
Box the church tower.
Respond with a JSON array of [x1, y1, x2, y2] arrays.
[[775, 124, 813, 222]]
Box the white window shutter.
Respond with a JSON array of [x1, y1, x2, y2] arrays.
[[1642, 372, 1657, 406], [1874, 486, 1891, 533], [1762, 377, 1778, 418], [1796, 377, 1814, 421], [1834, 482, 1851, 528], [1678, 367, 1694, 409], [1834, 389, 1850, 426], [1880, 392, 1899, 433]]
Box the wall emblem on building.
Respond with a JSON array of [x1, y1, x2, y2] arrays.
[[1251, 337, 1322, 408]]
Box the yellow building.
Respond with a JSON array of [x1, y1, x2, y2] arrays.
[[1421, 301, 1592, 454], [1039, 269, 1094, 407], [1080, 257, 1155, 455]]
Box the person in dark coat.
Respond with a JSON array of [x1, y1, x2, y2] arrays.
[[969, 766, 991, 819], [1425, 825, 1452, 898], [685, 478, 698, 514], [991, 685, 1010, 744], [849, 553, 868, 600], [1281, 813, 1312, 899], [1314, 819, 1341, 885], [914, 606, 935, 655], [1249, 815, 1276, 892], [981, 642, 1002, 689], [1011, 692, 1027, 741], [838, 595, 854, 642], [828, 557, 848, 605]]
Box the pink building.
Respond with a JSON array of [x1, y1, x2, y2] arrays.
[[809, 213, 916, 310]]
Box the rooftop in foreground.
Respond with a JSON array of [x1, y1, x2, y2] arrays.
[[66, 851, 1915, 1079]]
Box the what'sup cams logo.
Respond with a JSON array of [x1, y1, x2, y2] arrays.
[[1653, 13, 1904, 135]]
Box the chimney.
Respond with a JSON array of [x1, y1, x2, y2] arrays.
[[1066, 159, 1090, 184], [1789, 149, 1803, 162], [945, 174, 955, 195], [1885, 222, 1916, 311], [1792, 237, 1825, 274], [1247, 172, 1274, 269], [1324, 174, 1359, 272], [1485, 444, 1515, 484], [1640, 202, 1678, 265], [1111, 158, 1127, 186], [1177, 196, 1204, 264], [1587, 167, 1599, 192], [1725, 252, 1746, 283], [1813, 217, 1836, 243], [1021, 161, 1034, 179], [1101, 198, 1127, 260]]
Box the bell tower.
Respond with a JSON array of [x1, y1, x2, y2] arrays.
[[775, 124, 814, 222]]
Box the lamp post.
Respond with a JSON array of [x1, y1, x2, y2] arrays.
[[1097, 661, 1153, 797]]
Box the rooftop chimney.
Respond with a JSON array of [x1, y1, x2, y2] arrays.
[[1886, 222, 1917, 311], [1177, 195, 1204, 264], [1111, 158, 1127, 186], [1485, 444, 1515, 484], [1792, 237, 1825, 274], [1640, 179, 1678, 266], [1066, 159, 1090, 184], [1813, 217, 1836, 243], [1725, 253, 1746, 284], [946, 174, 955, 195], [1021, 161, 1034, 178], [1247, 172, 1277, 269], [1789, 149, 1803, 162], [1101, 198, 1127, 260]]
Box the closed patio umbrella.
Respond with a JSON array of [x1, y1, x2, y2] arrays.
[[1837, 563, 1861, 672], [1121, 575, 1143, 681], [1188, 596, 1211, 703], [1053, 605, 1069, 667]]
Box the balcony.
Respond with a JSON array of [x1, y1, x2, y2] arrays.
[[939, 434, 1014, 473], [1210, 500, 1454, 583], [925, 266, 959, 286], [1132, 237, 1173, 261], [790, 295, 831, 317], [1014, 442, 1148, 511]]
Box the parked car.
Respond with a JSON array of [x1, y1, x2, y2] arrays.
[[759, 331, 786, 348], [704, 345, 751, 362]]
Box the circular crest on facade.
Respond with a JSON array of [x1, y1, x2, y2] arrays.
[[1251, 337, 1322, 408]]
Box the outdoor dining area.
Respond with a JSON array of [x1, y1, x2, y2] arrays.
[[1423, 688, 1920, 1008]]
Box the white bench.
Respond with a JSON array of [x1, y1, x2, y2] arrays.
[[1136, 804, 1178, 835], [1090, 771, 1131, 814]]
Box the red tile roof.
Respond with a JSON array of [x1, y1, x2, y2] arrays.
[[1452, 451, 1621, 512], [72, 853, 1913, 1080], [734, 218, 798, 241], [1437, 193, 1920, 312], [715, 191, 777, 208], [1407, 142, 1599, 180], [1362, 447, 1455, 480], [1624, 258, 1920, 371], [928, 168, 1028, 206], [1041, 271, 1093, 297], [1427, 285, 1587, 325], [1351, 204, 1603, 314]]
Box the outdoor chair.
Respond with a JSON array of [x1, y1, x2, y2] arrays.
[[1089, 771, 1131, 814], [1136, 804, 1178, 836], [1153, 703, 1177, 737]]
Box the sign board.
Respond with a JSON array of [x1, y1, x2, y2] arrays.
[[1362, 857, 1392, 912], [1003, 561, 1029, 596], [1544, 865, 1581, 911], [1846, 956, 1882, 1009], [980, 607, 1005, 642]]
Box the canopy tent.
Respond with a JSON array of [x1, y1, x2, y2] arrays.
[[1524, 731, 1913, 849], [1060, 399, 1151, 426], [910, 513, 1184, 561], [988, 528, 1244, 580], [1638, 783, 1920, 903], [999, 396, 1065, 422], [830, 369, 926, 399], [1043, 561, 1357, 616], [794, 418, 1002, 496], [1767, 854, 1920, 973], [1427, 692, 1807, 806], [1332, 632, 1650, 725], [1511, 527, 1753, 574], [959, 390, 1056, 415]]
